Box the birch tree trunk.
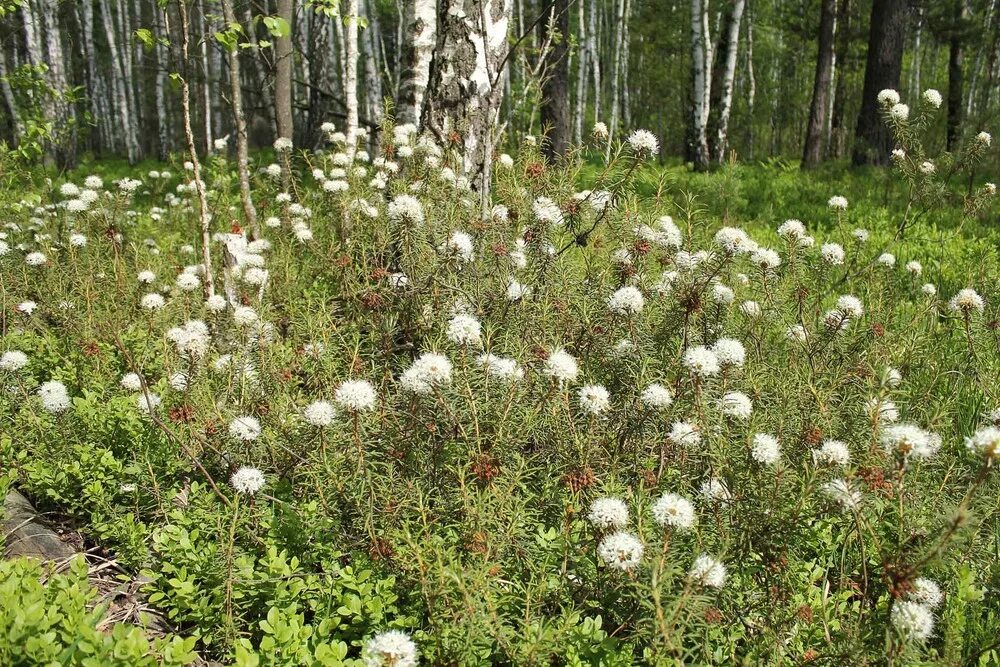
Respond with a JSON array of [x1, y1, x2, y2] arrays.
[[588, 0, 601, 121], [397, 0, 436, 126], [274, 0, 295, 144], [344, 0, 360, 158], [197, 0, 213, 152], [709, 0, 745, 163], [573, 0, 588, 144], [606, 0, 626, 156], [98, 0, 140, 163], [829, 0, 852, 159], [154, 1, 171, 158], [689, 0, 713, 170], [363, 0, 385, 126], [220, 0, 259, 238], [178, 0, 215, 299], [946, 0, 968, 151], [802, 0, 837, 168], [0, 51, 22, 141], [39, 0, 76, 166], [745, 1, 755, 159], [424, 0, 512, 199]]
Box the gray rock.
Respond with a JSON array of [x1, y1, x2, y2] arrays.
[[3, 489, 77, 561]]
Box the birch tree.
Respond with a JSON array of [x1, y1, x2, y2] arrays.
[[344, 0, 360, 158], [709, 0, 745, 163], [573, 0, 588, 144], [424, 0, 512, 200], [219, 0, 259, 237], [397, 0, 436, 126], [689, 0, 713, 170]]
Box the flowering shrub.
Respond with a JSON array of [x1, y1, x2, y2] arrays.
[[1, 120, 999, 664]]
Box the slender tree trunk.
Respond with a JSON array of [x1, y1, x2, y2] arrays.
[[908, 6, 923, 95], [178, 0, 215, 299], [606, 0, 626, 156], [344, 0, 360, 158], [98, 0, 140, 163], [946, 0, 967, 151], [709, 0, 746, 163], [39, 0, 76, 166], [154, 1, 171, 158], [690, 0, 713, 170], [745, 0, 755, 159], [0, 51, 21, 142], [398, 0, 437, 126], [424, 0, 512, 198], [573, 0, 588, 144], [220, 0, 259, 238], [541, 0, 571, 158], [620, 0, 632, 128], [363, 0, 384, 126], [588, 0, 601, 121], [802, 0, 837, 168], [852, 0, 909, 166], [275, 0, 295, 143], [830, 0, 852, 158], [243, 2, 276, 134]]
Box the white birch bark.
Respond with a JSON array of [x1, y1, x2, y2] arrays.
[[344, 0, 360, 158], [98, 0, 139, 162], [606, 0, 625, 156], [588, 0, 601, 122], [397, 0, 436, 126], [573, 0, 588, 144], [713, 0, 745, 163], [690, 0, 712, 169]]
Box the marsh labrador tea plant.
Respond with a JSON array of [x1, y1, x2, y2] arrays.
[[1, 103, 999, 665]]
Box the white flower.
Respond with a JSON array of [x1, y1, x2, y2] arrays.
[[60, 182, 81, 197], [232, 306, 258, 327], [532, 196, 563, 226], [821, 243, 845, 265], [880, 423, 939, 460], [446, 314, 482, 347], [545, 348, 579, 384], [965, 426, 1000, 461], [440, 231, 474, 263], [229, 415, 262, 441], [25, 251, 47, 266], [230, 467, 266, 495], [0, 350, 28, 372], [506, 279, 530, 301], [640, 383, 673, 409], [140, 293, 166, 311], [909, 578, 943, 609], [976, 132, 992, 147], [889, 103, 910, 121], [949, 288, 984, 313], [69, 233, 87, 247], [578, 384, 611, 416], [689, 555, 727, 588], [814, 439, 851, 466], [921, 89, 943, 108], [777, 219, 807, 240], [362, 630, 419, 667], [885, 367, 902, 387], [836, 295, 864, 318], [175, 273, 201, 291], [592, 121, 609, 139], [597, 531, 644, 571], [919, 161, 935, 175], [477, 354, 524, 382], [892, 601, 935, 642], [273, 137, 293, 152], [607, 286, 645, 315], [867, 397, 899, 423], [877, 252, 896, 267], [921, 283, 937, 296], [387, 194, 424, 225], [120, 373, 143, 391], [712, 338, 745, 368], [137, 392, 161, 414], [670, 421, 702, 447], [828, 196, 848, 211], [751, 433, 781, 465], [38, 380, 71, 413], [683, 346, 720, 377], [303, 400, 337, 427], [399, 352, 453, 394], [588, 497, 629, 529], [714, 226, 756, 254], [905, 261, 922, 275], [823, 479, 861, 511], [877, 89, 901, 106], [751, 247, 781, 270], [205, 295, 228, 313], [18, 301, 37, 315], [497, 153, 514, 168], [651, 493, 696, 529], [720, 391, 753, 420], [627, 129, 659, 156], [335, 380, 377, 412], [710, 283, 734, 304], [699, 478, 731, 503], [138, 270, 156, 284], [169, 373, 189, 391]]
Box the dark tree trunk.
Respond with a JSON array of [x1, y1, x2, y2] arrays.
[[803, 0, 838, 168], [946, 0, 967, 150], [541, 0, 571, 159], [830, 0, 852, 158], [852, 0, 909, 166], [274, 0, 294, 143]]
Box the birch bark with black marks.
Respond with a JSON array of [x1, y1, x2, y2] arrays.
[[424, 0, 512, 199], [689, 0, 713, 170], [397, 0, 436, 126], [573, 0, 587, 144], [344, 0, 360, 159], [709, 0, 745, 163], [606, 0, 626, 157]]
